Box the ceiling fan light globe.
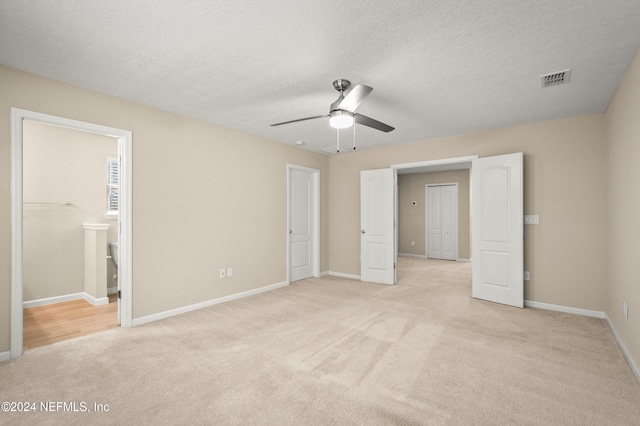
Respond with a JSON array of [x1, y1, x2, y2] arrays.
[[329, 111, 354, 129]]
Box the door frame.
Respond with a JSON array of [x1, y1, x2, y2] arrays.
[[10, 108, 133, 359], [286, 164, 320, 283], [425, 183, 458, 260], [394, 155, 476, 267]]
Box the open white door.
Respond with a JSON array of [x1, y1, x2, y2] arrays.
[[361, 168, 396, 285], [472, 152, 523, 308]]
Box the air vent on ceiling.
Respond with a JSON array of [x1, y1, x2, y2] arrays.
[[540, 69, 571, 88]]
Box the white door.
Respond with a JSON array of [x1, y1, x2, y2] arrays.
[[290, 169, 314, 282], [426, 186, 442, 259], [361, 168, 396, 285], [427, 184, 457, 260], [472, 152, 523, 308]]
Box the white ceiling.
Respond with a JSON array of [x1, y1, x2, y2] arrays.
[[1, 1, 639, 155]]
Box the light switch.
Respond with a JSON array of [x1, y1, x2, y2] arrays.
[[524, 215, 539, 225]]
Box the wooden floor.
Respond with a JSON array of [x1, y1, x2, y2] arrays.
[[23, 294, 119, 350]]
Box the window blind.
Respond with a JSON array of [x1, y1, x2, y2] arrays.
[[107, 156, 119, 214]]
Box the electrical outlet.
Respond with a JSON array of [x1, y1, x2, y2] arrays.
[[524, 215, 540, 225], [524, 271, 530, 281], [227, 267, 233, 277], [219, 268, 226, 279], [623, 301, 628, 319]]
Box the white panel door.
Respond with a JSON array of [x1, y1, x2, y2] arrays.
[[441, 185, 457, 261], [427, 184, 457, 260], [427, 186, 442, 259], [472, 152, 523, 308], [361, 168, 396, 285], [290, 169, 313, 282]]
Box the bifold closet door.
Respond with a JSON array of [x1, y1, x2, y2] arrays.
[[427, 185, 457, 261]]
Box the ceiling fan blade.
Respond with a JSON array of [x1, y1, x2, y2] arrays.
[[270, 114, 328, 127], [355, 114, 394, 132], [336, 84, 373, 112]]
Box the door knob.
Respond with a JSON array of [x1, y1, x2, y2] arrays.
[[361, 229, 366, 234], [289, 230, 293, 234]]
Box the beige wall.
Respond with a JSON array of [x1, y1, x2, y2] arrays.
[[23, 121, 118, 300], [605, 50, 640, 371], [329, 114, 608, 311], [397, 170, 470, 259], [0, 66, 329, 352]]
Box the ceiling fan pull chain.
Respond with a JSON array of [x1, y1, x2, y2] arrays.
[[337, 128, 340, 153], [353, 120, 356, 150]]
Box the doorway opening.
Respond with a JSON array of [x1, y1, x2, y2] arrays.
[[396, 158, 472, 263], [10, 109, 133, 359], [390, 154, 524, 308]]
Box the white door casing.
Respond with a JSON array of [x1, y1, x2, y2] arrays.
[[289, 168, 314, 282], [471, 152, 524, 308], [426, 184, 458, 261], [360, 168, 396, 285], [10, 108, 133, 359]]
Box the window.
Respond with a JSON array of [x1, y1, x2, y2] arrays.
[[106, 156, 119, 219]]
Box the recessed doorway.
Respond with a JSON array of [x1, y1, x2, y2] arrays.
[[10, 108, 133, 359]]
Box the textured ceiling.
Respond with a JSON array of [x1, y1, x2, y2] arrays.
[[1, 1, 639, 154]]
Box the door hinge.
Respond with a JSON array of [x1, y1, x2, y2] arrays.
[[117, 290, 121, 299], [394, 263, 396, 269]]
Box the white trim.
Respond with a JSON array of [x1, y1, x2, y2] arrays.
[[0, 351, 10, 363], [524, 300, 605, 318], [328, 271, 361, 280], [82, 222, 110, 231], [319, 271, 330, 277], [391, 155, 479, 171], [457, 258, 472, 262], [286, 164, 321, 283], [24, 293, 85, 309], [107, 286, 117, 295], [524, 300, 640, 383], [82, 293, 109, 306], [132, 281, 289, 327], [398, 253, 427, 259], [23, 292, 109, 308], [10, 108, 133, 360], [604, 314, 640, 383]]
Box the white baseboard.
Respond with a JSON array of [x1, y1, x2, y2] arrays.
[[398, 253, 427, 259], [604, 314, 640, 384], [107, 286, 117, 295], [24, 292, 108, 308], [328, 271, 361, 280], [319, 271, 330, 277], [397, 254, 472, 263], [82, 293, 109, 306], [524, 300, 605, 318], [0, 350, 10, 363], [131, 281, 289, 327], [24, 292, 85, 308], [524, 300, 638, 383]]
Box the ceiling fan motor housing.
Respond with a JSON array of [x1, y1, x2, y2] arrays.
[[332, 79, 351, 92]]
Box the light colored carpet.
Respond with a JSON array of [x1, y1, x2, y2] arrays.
[[1, 257, 639, 425]]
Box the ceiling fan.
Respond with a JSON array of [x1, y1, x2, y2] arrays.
[[270, 79, 395, 134]]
